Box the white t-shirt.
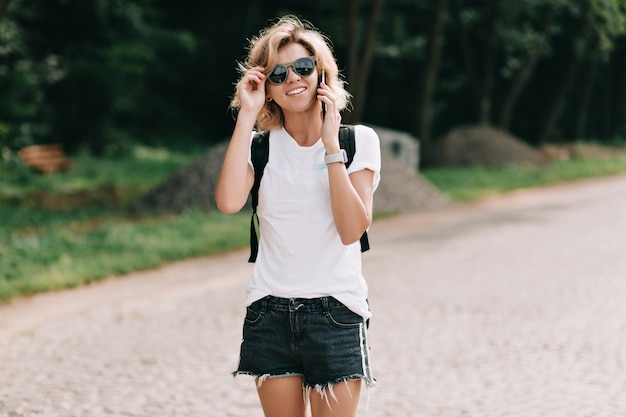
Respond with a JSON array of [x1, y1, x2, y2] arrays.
[[244, 124, 381, 319]]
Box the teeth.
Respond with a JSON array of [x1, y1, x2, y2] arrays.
[[287, 87, 306, 96]]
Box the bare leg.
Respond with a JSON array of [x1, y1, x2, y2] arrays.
[[256, 376, 308, 417], [309, 379, 362, 417]]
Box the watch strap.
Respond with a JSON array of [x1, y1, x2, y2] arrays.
[[324, 149, 348, 165]]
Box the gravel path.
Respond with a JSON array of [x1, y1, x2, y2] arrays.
[[2, 174, 626, 416]]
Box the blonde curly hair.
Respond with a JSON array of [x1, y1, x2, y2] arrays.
[[230, 15, 351, 131]]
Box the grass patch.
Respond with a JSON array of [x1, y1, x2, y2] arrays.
[[0, 209, 249, 302], [1, 145, 252, 303], [2, 142, 626, 302], [422, 154, 626, 202]]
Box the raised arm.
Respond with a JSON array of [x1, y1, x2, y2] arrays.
[[215, 67, 267, 213], [318, 82, 377, 245]]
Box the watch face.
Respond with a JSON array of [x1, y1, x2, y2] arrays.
[[324, 150, 347, 164]]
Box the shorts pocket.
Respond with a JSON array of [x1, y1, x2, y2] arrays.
[[244, 304, 265, 326], [325, 305, 363, 328]]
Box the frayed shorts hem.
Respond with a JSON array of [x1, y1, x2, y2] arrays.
[[232, 370, 377, 390], [232, 371, 377, 409]]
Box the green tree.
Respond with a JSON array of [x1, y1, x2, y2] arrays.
[[450, 0, 566, 128], [413, 0, 448, 152], [343, 0, 386, 124], [0, 1, 53, 151], [538, 0, 626, 140], [3, 0, 196, 155]]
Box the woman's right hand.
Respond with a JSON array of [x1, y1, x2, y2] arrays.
[[237, 66, 267, 115]]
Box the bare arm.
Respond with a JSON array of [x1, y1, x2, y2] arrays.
[[328, 166, 375, 245], [214, 115, 256, 213], [318, 81, 375, 244], [215, 67, 267, 213]]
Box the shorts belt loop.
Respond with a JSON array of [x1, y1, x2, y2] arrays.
[[260, 295, 270, 313], [321, 296, 331, 315]]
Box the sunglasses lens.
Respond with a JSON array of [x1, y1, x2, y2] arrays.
[[294, 58, 315, 77], [268, 57, 316, 84], [269, 65, 287, 84]]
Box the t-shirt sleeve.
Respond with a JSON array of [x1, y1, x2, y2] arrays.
[[347, 124, 381, 191], [248, 131, 256, 173]]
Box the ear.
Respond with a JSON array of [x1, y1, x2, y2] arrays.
[[266, 96, 273, 102]]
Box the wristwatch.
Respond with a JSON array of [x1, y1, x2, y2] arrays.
[[324, 149, 348, 165]]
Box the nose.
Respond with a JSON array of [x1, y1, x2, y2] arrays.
[[285, 66, 301, 82]]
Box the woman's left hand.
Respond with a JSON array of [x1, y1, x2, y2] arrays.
[[317, 81, 342, 153]]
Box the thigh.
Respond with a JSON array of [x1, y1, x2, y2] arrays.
[[309, 379, 362, 417], [257, 376, 307, 417]]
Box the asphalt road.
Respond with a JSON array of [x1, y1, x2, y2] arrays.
[[1, 174, 626, 417]]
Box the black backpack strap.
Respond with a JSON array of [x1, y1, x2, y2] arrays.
[[339, 125, 356, 168], [339, 124, 370, 253], [249, 131, 269, 263]]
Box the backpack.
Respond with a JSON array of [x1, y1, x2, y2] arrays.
[[248, 124, 370, 262]]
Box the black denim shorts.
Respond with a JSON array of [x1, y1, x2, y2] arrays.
[[233, 295, 376, 390]]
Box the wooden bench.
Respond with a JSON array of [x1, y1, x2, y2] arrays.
[[18, 144, 74, 174]]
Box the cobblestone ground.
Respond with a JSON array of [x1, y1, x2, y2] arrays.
[[1, 174, 626, 417]]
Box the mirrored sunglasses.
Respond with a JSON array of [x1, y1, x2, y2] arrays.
[[268, 56, 316, 85]]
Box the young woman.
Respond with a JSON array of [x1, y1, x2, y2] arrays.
[[215, 15, 381, 417]]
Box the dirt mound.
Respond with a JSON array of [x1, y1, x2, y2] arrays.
[[435, 125, 549, 167], [129, 140, 448, 216], [374, 149, 448, 214], [128, 142, 228, 215]]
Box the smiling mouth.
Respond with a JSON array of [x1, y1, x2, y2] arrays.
[[286, 87, 306, 96]]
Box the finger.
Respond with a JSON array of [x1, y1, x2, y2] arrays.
[[318, 84, 336, 103], [241, 75, 266, 93], [243, 67, 266, 81], [247, 68, 266, 78], [317, 90, 333, 108]]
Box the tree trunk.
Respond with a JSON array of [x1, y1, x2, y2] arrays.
[[346, 0, 359, 84], [537, 52, 586, 142], [451, 0, 481, 110], [602, 39, 626, 140], [497, 5, 559, 129], [478, 0, 501, 124], [613, 44, 626, 139], [574, 40, 599, 139], [344, 0, 385, 124], [451, 0, 500, 124], [414, 0, 448, 148], [537, 1, 592, 142]]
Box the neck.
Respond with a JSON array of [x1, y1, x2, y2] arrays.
[[282, 112, 322, 147]]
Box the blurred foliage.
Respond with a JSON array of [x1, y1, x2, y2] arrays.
[[0, 0, 625, 158]]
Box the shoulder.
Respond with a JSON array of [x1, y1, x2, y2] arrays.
[[344, 125, 380, 165], [349, 124, 380, 143], [347, 125, 380, 151], [250, 127, 285, 146], [352, 124, 376, 135], [344, 124, 381, 184]]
